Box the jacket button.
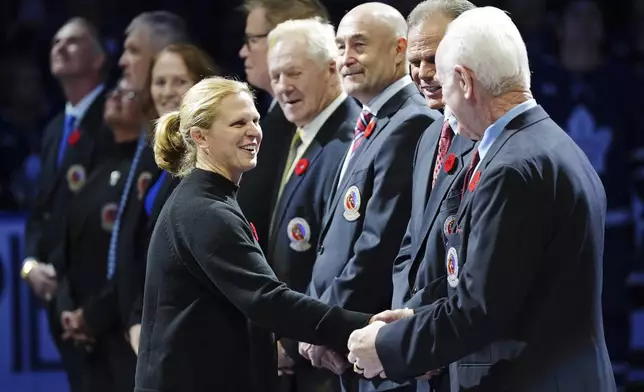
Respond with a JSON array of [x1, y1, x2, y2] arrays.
[[318, 246, 324, 255], [412, 287, 418, 294], [43, 213, 51, 221]]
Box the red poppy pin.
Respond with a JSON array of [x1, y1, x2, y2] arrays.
[[469, 171, 481, 192], [68, 128, 81, 145], [249, 222, 259, 242], [443, 153, 456, 174], [294, 158, 309, 176], [363, 119, 376, 139]]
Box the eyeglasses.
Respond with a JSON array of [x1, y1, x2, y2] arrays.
[[243, 33, 269, 48]]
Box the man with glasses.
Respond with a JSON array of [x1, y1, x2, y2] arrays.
[[237, 0, 328, 254]]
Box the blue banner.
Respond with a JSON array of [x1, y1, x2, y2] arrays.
[[0, 213, 68, 392]]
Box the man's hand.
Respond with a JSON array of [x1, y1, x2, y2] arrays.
[[347, 320, 386, 379], [60, 308, 93, 342], [369, 308, 414, 324], [416, 369, 442, 381], [128, 324, 141, 355], [298, 343, 349, 375], [25, 262, 57, 301], [277, 341, 295, 376]]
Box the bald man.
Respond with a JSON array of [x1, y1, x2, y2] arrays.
[[302, 3, 439, 392]]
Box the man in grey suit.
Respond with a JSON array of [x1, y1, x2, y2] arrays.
[[301, 3, 438, 392], [348, 7, 616, 392]]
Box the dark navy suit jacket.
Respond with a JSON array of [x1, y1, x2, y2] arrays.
[[267, 97, 359, 389], [390, 118, 476, 392], [308, 83, 438, 391], [268, 96, 359, 294], [376, 105, 616, 392]]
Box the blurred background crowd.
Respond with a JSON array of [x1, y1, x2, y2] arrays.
[[0, 0, 643, 390]]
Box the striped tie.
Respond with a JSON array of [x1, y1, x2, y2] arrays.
[[351, 109, 374, 155]]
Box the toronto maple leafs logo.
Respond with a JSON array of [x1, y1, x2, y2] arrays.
[[566, 105, 612, 174]]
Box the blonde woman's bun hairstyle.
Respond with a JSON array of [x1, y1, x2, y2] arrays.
[[153, 110, 185, 176]]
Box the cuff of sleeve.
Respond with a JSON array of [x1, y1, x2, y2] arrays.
[[375, 322, 411, 383], [315, 307, 372, 355]]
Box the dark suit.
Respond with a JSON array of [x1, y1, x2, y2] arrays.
[[308, 82, 438, 391], [56, 140, 140, 392], [268, 97, 360, 392], [238, 102, 296, 252], [123, 171, 180, 329], [135, 168, 372, 392], [24, 89, 112, 392], [376, 105, 616, 392], [390, 118, 476, 392]]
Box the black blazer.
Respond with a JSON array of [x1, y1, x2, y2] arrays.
[[25, 90, 113, 270], [376, 106, 616, 392], [135, 169, 371, 392], [121, 169, 180, 329], [64, 144, 160, 335], [56, 141, 139, 335], [237, 103, 296, 252]]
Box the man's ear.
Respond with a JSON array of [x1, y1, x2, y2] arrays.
[[454, 65, 474, 100]]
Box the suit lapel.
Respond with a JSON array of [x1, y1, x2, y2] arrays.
[[455, 105, 550, 225], [320, 84, 419, 237], [270, 139, 324, 242], [412, 136, 475, 261], [48, 92, 107, 198], [41, 115, 65, 195]]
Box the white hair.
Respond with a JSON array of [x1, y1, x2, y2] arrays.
[[267, 17, 338, 65], [438, 6, 531, 96]]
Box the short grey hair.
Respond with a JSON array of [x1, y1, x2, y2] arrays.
[[437, 6, 530, 96], [407, 0, 477, 30], [268, 17, 337, 65], [127, 11, 190, 52]]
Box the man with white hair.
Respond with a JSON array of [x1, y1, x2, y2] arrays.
[[302, 2, 438, 392], [265, 17, 361, 392], [347, 7, 616, 392], [237, 0, 328, 254]]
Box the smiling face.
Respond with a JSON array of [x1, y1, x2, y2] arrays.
[[194, 91, 262, 182], [407, 14, 451, 109], [151, 51, 195, 116], [268, 39, 337, 127], [335, 13, 405, 104]]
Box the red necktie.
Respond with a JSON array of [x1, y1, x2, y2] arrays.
[[462, 150, 480, 195], [431, 121, 454, 189], [351, 109, 374, 154]]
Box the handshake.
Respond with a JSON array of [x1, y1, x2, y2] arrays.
[[289, 308, 414, 377]]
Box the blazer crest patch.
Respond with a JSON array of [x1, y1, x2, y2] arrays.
[[287, 217, 312, 252], [343, 185, 361, 221], [66, 164, 86, 193]]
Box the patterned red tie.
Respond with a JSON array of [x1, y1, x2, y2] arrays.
[[431, 121, 454, 189], [351, 109, 374, 154], [462, 150, 480, 195]]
